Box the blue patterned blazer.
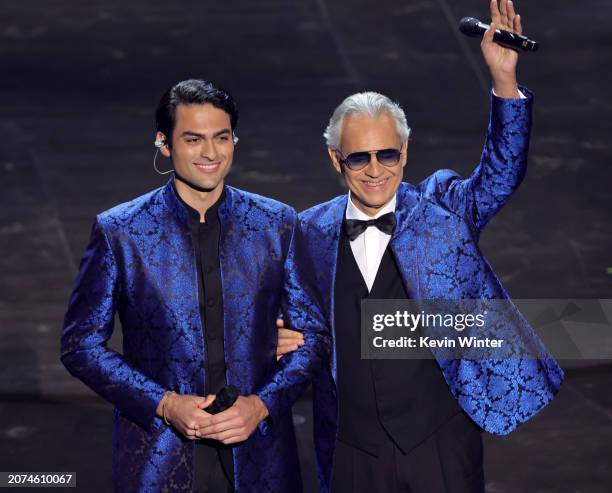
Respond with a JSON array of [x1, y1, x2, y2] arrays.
[[61, 181, 329, 492], [297, 88, 564, 492]]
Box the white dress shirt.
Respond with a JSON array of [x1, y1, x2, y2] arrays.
[[345, 192, 397, 292], [493, 88, 526, 99]]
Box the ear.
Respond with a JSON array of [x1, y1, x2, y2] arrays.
[[156, 131, 172, 158], [327, 147, 343, 174]]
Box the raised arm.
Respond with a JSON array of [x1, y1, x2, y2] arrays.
[[426, 0, 533, 232]]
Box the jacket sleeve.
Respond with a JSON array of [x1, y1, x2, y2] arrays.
[[60, 217, 167, 432], [255, 213, 331, 434], [426, 86, 534, 233]]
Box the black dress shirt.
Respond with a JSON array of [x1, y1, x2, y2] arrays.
[[173, 182, 234, 491]]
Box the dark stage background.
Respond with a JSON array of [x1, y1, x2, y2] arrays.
[[1, 0, 611, 491]]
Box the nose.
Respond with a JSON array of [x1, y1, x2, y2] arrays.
[[364, 153, 383, 177], [200, 139, 218, 160]]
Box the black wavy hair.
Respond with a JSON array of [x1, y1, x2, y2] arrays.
[[155, 79, 239, 146]]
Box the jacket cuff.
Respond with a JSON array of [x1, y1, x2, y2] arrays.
[[138, 386, 169, 432], [490, 84, 533, 134], [491, 84, 533, 105], [255, 390, 277, 436]]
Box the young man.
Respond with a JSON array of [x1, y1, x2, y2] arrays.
[[280, 1, 563, 492], [60, 79, 328, 492]]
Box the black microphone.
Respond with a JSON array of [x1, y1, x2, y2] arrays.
[[459, 17, 539, 52], [204, 385, 240, 414]]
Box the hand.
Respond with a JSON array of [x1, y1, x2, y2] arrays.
[[157, 393, 215, 440], [276, 318, 304, 360], [196, 395, 269, 445], [481, 0, 522, 98]]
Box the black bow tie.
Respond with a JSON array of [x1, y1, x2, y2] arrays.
[[343, 212, 396, 241]]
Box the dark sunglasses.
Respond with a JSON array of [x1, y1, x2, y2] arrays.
[[335, 148, 402, 170]]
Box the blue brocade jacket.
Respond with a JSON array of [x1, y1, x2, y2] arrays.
[[61, 181, 329, 492], [297, 87, 564, 492]]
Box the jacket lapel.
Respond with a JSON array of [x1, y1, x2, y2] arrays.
[[390, 182, 421, 298], [308, 195, 346, 382]]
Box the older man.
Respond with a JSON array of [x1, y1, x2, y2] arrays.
[[279, 1, 563, 492]]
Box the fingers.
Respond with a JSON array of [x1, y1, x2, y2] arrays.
[[193, 411, 217, 430], [164, 394, 223, 440], [202, 427, 247, 444], [196, 394, 216, 410], [492, 0, 521, 33], [178, 409, 215, 436], [276, 343, 301, 360], [198, 417, 244, 438], [277, 342, 301, 352], [514, 13, 522, 35], [278, 328, 304, 342], [506, 1, 517, 33], [278, 329, 304, 344], [277, 328, 305, 359], [276, 318, 285, 329], [482, 21, 496, 47], [198, 417, 253, 444], [499, 0, 508, 28], [185, 428, 199, 440], [198, 411, 245, 437], [179, 422, 200, 440], [213, 430, 248, 444], [490, 0, 501, 25], [219, 435, 247, 445], [199, 407, 237, 429]]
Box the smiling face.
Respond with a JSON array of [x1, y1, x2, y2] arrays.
[[329, 112, 408, 216], [158, 103, 234, 194]]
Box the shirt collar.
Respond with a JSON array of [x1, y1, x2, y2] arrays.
[[172, 179, 226, 225], [345, 190, 397, 221]]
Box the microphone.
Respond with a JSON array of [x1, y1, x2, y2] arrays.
[[459, 17, 539, 52], [204, 385, 240, 414]]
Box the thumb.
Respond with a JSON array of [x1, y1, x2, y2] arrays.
[[485, 21, 496, 42], [197, 394, 216, 409]]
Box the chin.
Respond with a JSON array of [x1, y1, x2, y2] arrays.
[[360, 192, 391, 206], [189, 172, 223, 189], [202, 180, 223, 191], [352, 196, 384, 211]]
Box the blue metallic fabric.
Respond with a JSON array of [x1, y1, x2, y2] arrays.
[[61, 180, 329, 492], [298, 87, 564, 492]]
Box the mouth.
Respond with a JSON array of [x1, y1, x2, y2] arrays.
[[361, 177, 389, 190], [193, 161, 221, 173]]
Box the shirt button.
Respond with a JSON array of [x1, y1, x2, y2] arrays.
[[204, 265, 213, 274], [206, 298, 215, 307], [208, 331, 217, 340], [201, 232, 208, 240]]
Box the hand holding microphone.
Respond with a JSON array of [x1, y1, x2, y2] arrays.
[[462, 0, 532, 99], [204, 385, 240, 414], [460, 17, 538, 52]]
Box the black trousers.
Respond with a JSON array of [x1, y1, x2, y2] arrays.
[[331, 412, 484, 493], [193, 441, 234, 493]]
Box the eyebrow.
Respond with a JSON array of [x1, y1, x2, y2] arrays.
[[179, 129, 231, 138]]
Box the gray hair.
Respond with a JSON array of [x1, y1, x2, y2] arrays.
[[323, 91, 411, 149]]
